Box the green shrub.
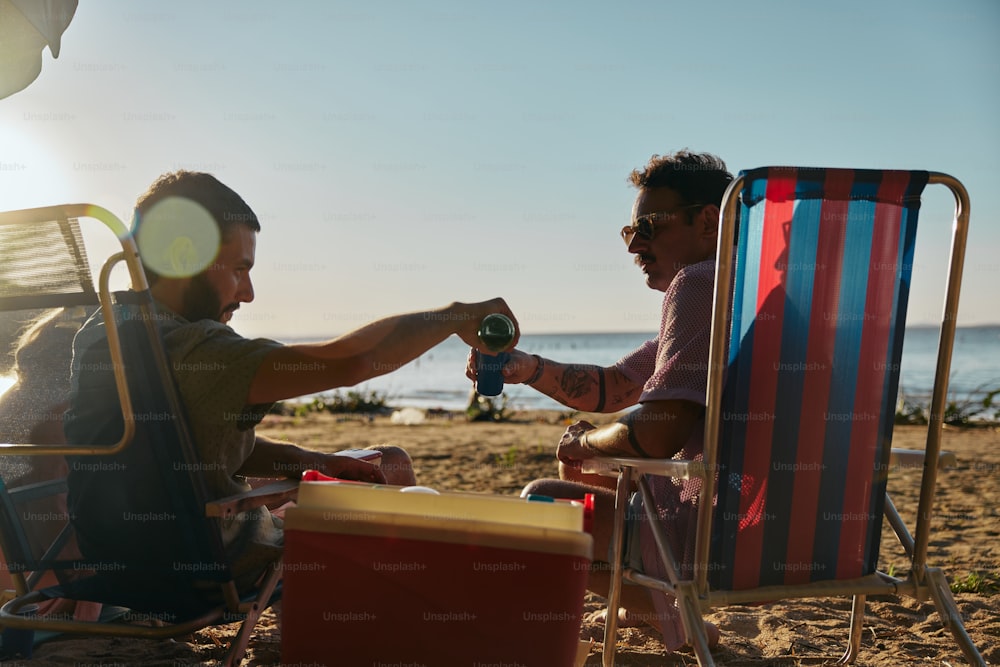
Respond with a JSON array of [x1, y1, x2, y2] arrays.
[[894, 397, 928, 425], [270, 389, 392, 416], [494, 446, 518, 467], [895, 382, 1000, 426], [466, 392, 510, 422], [321, 389, 391, 414], [942, 384, 1000, 426], [950, 571, 999, 596]]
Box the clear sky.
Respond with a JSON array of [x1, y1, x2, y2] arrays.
[[2, 0, 998, 339]]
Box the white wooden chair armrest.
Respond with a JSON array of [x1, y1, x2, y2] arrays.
[[581, 456, 708, 480], [206, 479, 299, 519]]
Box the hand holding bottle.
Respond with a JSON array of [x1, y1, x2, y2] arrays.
[[466, 347, 540, 386], [474, 313, 515, 396]]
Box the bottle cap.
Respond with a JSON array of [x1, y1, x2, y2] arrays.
[[478, 313, 515, 352]]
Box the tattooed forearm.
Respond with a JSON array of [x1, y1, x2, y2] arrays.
[[559, 364, 599, 401], [530, 361, 640, 412]]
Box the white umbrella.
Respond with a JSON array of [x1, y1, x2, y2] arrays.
[[0, 0, 77, 99]]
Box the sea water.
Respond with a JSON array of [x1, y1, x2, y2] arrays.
[[298, 327, 1000, 415], [2, 327, 998, 416], [321, 331, 659, 413]]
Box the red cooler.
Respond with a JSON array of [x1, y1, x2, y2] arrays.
[[281, 482, 593, 666]]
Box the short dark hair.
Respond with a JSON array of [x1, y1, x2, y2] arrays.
[[132, 171, 259, 284], [134, 170, 260, 237], [629, 150, 733, 207]]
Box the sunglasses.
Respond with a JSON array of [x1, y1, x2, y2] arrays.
[[620, 204, 704, 245]]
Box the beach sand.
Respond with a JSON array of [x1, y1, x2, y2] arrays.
[[23, 411, 1000, 666]]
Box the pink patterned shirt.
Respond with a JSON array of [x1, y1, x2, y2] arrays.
[[612, 256, 718, 651]]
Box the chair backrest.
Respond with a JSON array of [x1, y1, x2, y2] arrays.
[[0, 211, 97, 312], [708, 168, 927, 591], [0, 205, 234, 615], [0, 210, 104, 596]]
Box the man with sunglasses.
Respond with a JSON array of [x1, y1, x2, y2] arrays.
[[471, 150, 733, 652]]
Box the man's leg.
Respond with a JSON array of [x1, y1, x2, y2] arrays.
[[522, 479, 658, 613], [367, 444, 416, 486], [521, 478, 718, 648]]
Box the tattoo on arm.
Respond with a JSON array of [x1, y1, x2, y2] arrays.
[[594, 368, 606, 412], [606, 368, 643, 410], [624, 412, 652, 458], [559, 365, 597, 400]]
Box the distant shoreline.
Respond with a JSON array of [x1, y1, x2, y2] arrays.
[[262, 324, 1000, 342]]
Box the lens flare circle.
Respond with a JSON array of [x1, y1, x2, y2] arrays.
[[135, 197, 221, 278]]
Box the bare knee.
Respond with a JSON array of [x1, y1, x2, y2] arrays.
[[368, 444, 416, 486], [521, 478, 563, 498], [368, 444, 409, 460], [520, 478, 595, 501]]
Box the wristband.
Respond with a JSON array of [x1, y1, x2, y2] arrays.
[[524, 354, 545, 385]]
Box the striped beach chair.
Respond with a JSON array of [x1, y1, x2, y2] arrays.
[[586, 167, 984, 666]]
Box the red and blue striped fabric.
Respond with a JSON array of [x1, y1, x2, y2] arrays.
[[710, 167, 928, 591]]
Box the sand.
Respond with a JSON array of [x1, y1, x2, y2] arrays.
[[21, 411, 1000, 666]]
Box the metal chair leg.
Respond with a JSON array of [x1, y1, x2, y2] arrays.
[[602, 466, 633, 667], [838, 593, 865, 664], [677, 582, 715, 667], [222, 562, 282, 667], [925, 568, 987, 667]]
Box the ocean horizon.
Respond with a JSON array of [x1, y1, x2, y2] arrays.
[[283, 325, 1000, 416], [2, 326, 998, 417]]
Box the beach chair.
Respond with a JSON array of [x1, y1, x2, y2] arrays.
[[0, 204, 296, 665], [583, 168, 985, 666]]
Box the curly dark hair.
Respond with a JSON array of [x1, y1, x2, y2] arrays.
[[628, 150, 733, 207]]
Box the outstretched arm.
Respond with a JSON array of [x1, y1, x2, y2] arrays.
[[248, 298, 517, 404]]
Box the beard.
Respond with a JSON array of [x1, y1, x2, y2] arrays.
[[179, 273, 226, 322]]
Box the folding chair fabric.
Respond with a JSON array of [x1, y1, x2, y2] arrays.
[[711, 168, 927, 591], [586, 167, 984, 666], [0, 210, 97, 311]]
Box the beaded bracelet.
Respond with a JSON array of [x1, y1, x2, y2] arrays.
[[525, 354, 545, 385]]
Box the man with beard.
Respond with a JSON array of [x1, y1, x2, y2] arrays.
[[65, 170, 518, 588]]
